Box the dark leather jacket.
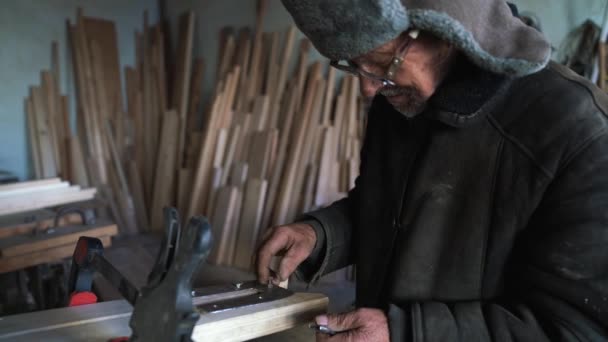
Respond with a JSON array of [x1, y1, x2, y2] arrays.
[[301, 61, 608, 341]]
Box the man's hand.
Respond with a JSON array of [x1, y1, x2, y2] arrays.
[[256, 223, 317, 284], [315, 308, 389, 342]]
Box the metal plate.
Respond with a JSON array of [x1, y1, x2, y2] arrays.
[[192, 281, 293, 314]]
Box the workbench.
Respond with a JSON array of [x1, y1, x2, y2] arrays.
[[0, 291, 327, 341]]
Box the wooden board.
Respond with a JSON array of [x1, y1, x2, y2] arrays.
[[0, 292, 328, 341], [0, 181, 69, 198], [0, 178, 61, 192], [0, 209, 83, 239], [0, 222, 117, 258], [0, 188, 97, 216], [30, 86, 58, 178], [208, 186, 241, 265], [0, 236, 112, 274], [233, 179, 267, 270], [150, 111, 180, 230], [83, 16, 123, 119]]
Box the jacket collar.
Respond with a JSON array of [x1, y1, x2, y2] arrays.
[[423, 56, 513, 127]]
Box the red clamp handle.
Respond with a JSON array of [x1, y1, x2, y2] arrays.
[[68, 291, 98, 307]]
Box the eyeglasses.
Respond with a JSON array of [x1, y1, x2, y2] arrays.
[[330, 30, 420, 87]]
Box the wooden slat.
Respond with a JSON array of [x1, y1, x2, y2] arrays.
[[83, 16, 123, 120], [0, 236, 112, 274], [260, 81, 298, 231], [208, 186, 241, 265], [0, 178, 61, 192], [0, 188, 97, 216], [0, 210, 83, 240], [30, 86, 58, 178], [233, 179, 267, 270], [25, 97, 43, 179], [104, 121, 138, 235], [68, 135, 90, 187], [40, 71, 63, 176], [186, 58, 206, 132], [150, 111, 180, 230], [128, 161, 149, 232], [174, 12, 195, 168], [315, 127, 335, 207], [0, 181, 69, 198], [0, 223, 117, 258]]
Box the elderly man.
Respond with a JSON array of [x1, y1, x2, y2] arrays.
[[256, 0, 608, 340]]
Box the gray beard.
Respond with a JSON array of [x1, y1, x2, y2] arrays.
[[378, 85, 427, 118]]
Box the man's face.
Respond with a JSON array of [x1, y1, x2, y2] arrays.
[[351, 32, 454, 117]]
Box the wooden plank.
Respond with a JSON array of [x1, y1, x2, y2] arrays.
[[104, 121, 138, 235], [260, 82, 298, 231], [83, 16, 123, 120], [271, 26, 297, 109], [322, 66, 336, 126], [30, 86, 58, 178], [68, 135, 90, 187], [228, 162, 249, 188], [315, 127, 335, 207], [0, 188, 97, 216], [220, 125, 242, 186], [0, 236, 112, 274], [0, 181, 69, 198], [128, 161, 149, 232], [244, 0, 268, 109], [25, 97, 43, 179], [186, 58, 205, 133], [60, 96, 73, 181], [177, 168, 192, 218], [285, 75, 325, 222], [233, 179, 267, 270], [0, 292, 327, 342], [40, 71, 63, 176], [187, 94, 222, 218], [0, 223, 117, 258], [150, 111, 180, 231], [0, 210, 83, 240], [0, 178, 61, 192], [208, 186, 241, 265], [247, 130, 277, 180], [174, 12, 195, 168], [205, 167, 224, 218], [250, 95, 270, 131], [73, 14, 107, 183]]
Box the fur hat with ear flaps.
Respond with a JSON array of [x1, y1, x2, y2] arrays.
[[281, 0, 552, 76]]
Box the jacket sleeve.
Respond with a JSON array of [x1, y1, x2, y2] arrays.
[[387, 133, 608, 341]]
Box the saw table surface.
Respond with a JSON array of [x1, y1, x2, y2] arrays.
[[0, 292, 327, 342]]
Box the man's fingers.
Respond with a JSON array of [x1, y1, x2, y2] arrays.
[[276, 244, 308, 280], [256, 230, 289, 283], [316, 311, 361, 333]]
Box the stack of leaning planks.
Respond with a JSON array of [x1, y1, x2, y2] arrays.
[[23, 4, 364, 272], [24, 41, 88, 185]]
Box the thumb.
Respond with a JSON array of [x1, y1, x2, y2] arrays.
[[316, 311, 360, 333]]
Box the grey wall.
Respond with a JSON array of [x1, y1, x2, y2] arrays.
[[511, 0, 607, 51], [0, 0, 157, 181]]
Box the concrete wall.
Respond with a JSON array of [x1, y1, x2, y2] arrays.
[[0, 0, 157, 181]]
